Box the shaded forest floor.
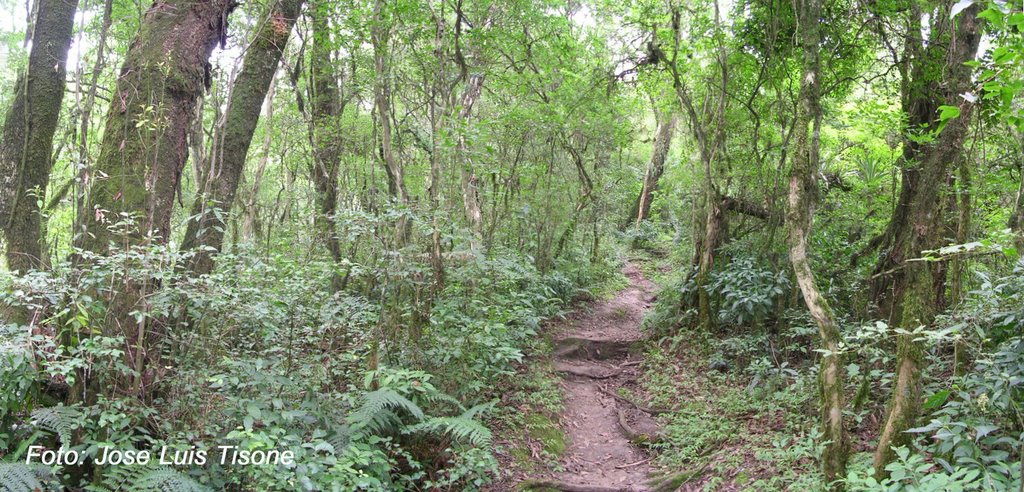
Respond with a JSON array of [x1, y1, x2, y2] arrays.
[[494, 253, 827, 491]]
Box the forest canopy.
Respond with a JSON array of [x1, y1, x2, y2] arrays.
[[0, 0, 1022, 490]]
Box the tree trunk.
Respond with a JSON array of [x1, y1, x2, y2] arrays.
[[372, 0, 411, 247], [77, 0, 235, 398], [630, 110, 678, 227], [872, 3, 982, 477], [458, 74, 486, 250], [1009, 140, 1024, 251], [949, 158, 971, 305], [308, 0, 344, 289], [241, 80, 276, 243], [785, 0, 848, 483], [180, 0, 302, 275], [0, 0, 79, 273]]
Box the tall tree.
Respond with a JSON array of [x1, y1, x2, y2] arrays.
[[628, 106, 677, 227], [306, 0, 345, 288], [372, 0, 411, 246], [784, 0, 847, 482], [77, 0, 235, 396], [871, 2, 982, 476], [0, 0, 79, 273], [180, 0, 305, 275]]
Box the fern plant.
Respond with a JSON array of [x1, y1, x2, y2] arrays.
[[94, 463, 210, 492], [30, 405, 81, 447], [0, 462, 57, 492]]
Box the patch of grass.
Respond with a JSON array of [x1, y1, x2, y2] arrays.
[[634, 334, 827, 490], [494, 334, 567, 477], [526, 413, 566, 458]]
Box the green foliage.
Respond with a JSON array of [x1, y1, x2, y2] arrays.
[[708, 255, 790, 328], [0, 462, 58, 492], [95, 464, 210, 492]]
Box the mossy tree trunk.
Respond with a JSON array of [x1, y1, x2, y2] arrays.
[[785, 0, 848, 483], [307, 0, 345, 289], [872, 2, 982, 477], [629, 109, 678, 227], [0, 0, 79, 273], [667, 5, 729, 333], [77, 0, 236, 397], [180, 0, 304, 275]]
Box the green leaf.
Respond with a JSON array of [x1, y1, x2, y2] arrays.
[[938, 105, 961, 121], [923, 390, 950, 410]]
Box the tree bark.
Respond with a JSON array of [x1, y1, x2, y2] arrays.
[[372, 0, 411, 247], [785, 0, 847, 483], [630, 110, 678, 227], [458, 74, 486, 250], [307, 0, 344, 289], [77, 0, 235, 398], [0, 0, 79, 273], [1009, 137, 1024, 251], [872, 2, 982, 477], [179, 0, 303, 275]]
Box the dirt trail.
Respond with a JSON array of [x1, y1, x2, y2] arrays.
[[535, 262, 658, 491]]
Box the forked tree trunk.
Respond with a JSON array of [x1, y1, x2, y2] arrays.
[[785, 0, 847, 483], [77, 0, 235, 397], [0, 0, 79, 273], [872, 2, 982, 477], [180, 0, 304, 275]]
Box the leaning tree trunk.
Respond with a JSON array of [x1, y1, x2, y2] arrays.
[[180, 0, 304, 275], [785, 0, 847, 483], [77, 0, 235, 398], [872, 2, 982, 477], [0, 0, 79, 274], [629, 110, 678, 227]]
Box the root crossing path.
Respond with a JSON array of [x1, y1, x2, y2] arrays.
[[530, 263, 660, 492]]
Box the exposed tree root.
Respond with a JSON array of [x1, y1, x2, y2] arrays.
[[516, 479, 636, 492], [599, 386, 672, 414], [616, 408, 662, 444], [645, 463, 710, 492], [554, 362, 622, 379]]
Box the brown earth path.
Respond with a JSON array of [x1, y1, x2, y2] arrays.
[[522, 262, 661, 492]]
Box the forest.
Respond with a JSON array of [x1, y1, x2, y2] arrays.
[[0, 0, 1022, 489]]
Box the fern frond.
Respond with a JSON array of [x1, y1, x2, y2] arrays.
[[422, 391, 464, 412], [133, 468, 209, 492], [460, 400, 497, 421], [30, 405, 80, 446], [325, 424, 352, 452], [0, 462, 56, 492], [349, 389, 424, 429], [102, 464, 209, 492], [405, 416, 492, 447], [361, 408, 403, 436]]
